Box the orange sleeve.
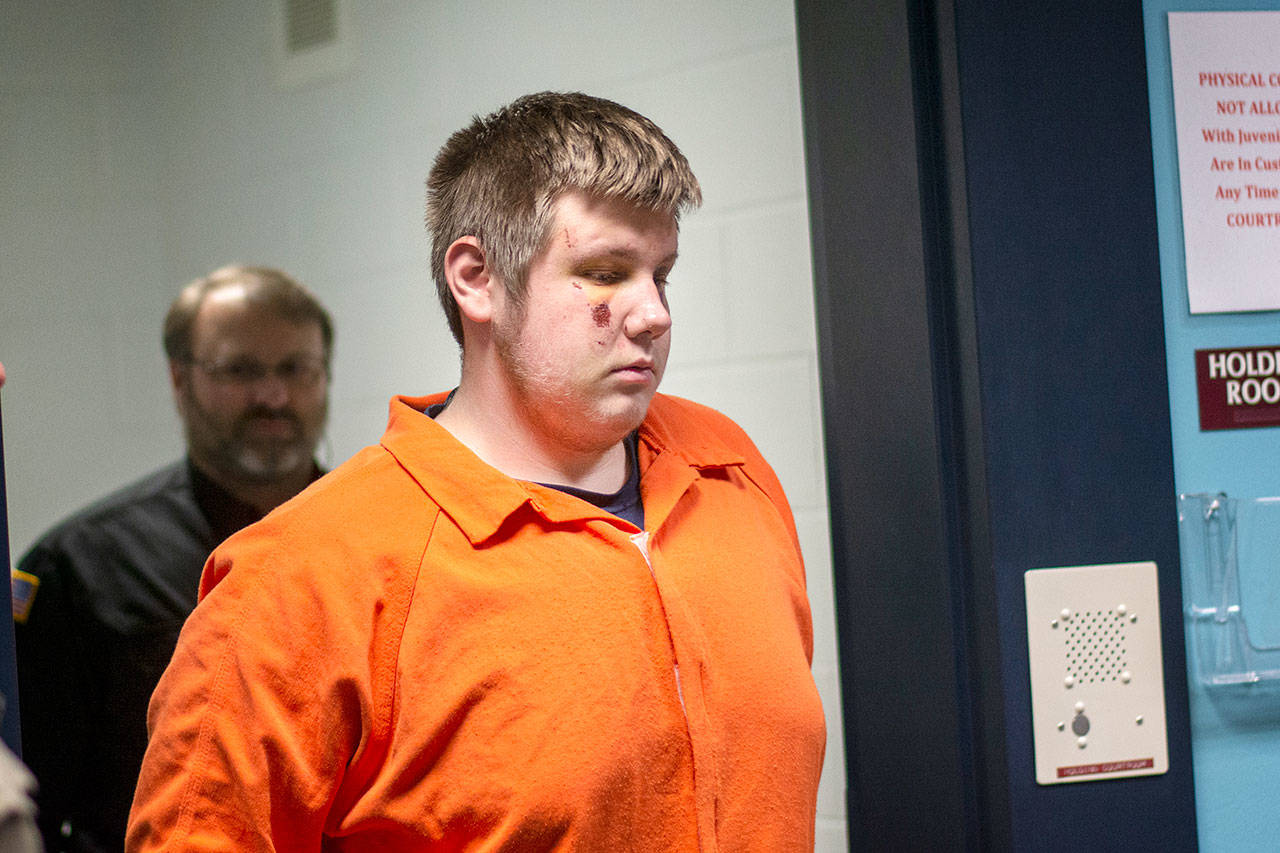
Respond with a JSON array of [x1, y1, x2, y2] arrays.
[[127, 516, 411, 852]]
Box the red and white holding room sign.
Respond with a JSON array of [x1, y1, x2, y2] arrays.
[[1196, 346, 1280, 430], [1169, 12, 1280, 314]]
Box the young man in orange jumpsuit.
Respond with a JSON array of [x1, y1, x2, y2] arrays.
[[128, 92, 826, 851]]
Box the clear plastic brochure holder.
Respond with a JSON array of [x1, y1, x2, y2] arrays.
[[1178, 493, 1280, 688]]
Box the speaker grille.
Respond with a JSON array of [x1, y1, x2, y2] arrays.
[[1064, 610, 1128, 684]]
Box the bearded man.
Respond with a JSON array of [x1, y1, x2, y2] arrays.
[[13, 265, 333, 852]]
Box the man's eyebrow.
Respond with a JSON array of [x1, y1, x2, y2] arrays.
[[573, 247, 679, 267]]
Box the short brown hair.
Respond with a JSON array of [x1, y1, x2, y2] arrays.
[[425, 92, 702, 345], [163, 265, 334, 364]]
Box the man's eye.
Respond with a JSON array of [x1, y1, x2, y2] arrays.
[[277, 360, 305, 380], [280, 358, 327, 384], [585, 271, 623, 284]]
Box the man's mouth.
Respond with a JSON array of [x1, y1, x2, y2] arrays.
[[612, 360, 657, 382], [241, 413, 299, 438]]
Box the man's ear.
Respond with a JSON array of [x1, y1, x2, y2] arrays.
[[168, 360, 185, 393], [168, 360, 192, 420], [444, 236, 497, 325]]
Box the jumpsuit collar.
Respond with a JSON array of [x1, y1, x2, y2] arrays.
[[380, 393, 745, 544]]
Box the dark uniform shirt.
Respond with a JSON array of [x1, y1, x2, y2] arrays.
[[12, 459, 293, 853]]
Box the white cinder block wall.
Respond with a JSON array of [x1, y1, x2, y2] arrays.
[[2, 1, 846, 847]]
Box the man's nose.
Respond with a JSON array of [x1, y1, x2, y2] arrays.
[[623, 279, 672, 339], [249, 371, 291, 407]]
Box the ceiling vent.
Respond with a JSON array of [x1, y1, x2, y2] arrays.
[[286, 0, 337, 51], [273, 0, 353, 89]]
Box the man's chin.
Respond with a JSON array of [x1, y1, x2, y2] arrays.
[[231, 446, 309, 481], [592, 398, 652, 442]]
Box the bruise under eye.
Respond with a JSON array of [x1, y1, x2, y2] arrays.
[[591, 302, 611, 328]]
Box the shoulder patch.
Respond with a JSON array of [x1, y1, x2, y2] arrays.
[[10, 570, 39, 624]]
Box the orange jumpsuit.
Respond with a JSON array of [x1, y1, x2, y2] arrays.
[[128, 393, 826, 852]]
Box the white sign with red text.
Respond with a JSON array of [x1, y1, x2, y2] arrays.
[[1169, 12, 1280, 313]]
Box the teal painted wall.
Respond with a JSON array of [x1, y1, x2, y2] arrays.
[[1144, 3, 1280, 850]]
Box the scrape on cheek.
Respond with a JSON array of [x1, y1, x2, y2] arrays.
[[591, 302, 611, 328]]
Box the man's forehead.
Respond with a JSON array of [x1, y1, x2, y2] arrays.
[[548, 191, 679, 255], [191, 292, 323, 357]]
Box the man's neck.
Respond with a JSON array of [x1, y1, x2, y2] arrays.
[[433, 384, 629, 493], [189, 456, 314, 516]]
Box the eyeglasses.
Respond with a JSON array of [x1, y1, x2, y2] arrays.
[[187, 356, 328, 388]]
